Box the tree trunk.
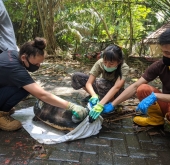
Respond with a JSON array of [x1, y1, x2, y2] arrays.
[[36, 0, 57, 55], [127, 0, 133, 56], [18, 0, 31, 45]]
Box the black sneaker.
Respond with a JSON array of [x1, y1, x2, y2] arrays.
[[82, 95, 91, 103]]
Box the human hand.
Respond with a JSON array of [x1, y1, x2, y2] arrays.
[[89, 94, 99, 106], [102, 102, 115, 114], [67, 102, 88, 120], [136, 92, 157, 114], [89, 103, 104, 121]]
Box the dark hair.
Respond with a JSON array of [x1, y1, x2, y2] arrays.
[[102, 44, 124, 80], [159, 29, 170, 45], [19, 37, 46, 58]]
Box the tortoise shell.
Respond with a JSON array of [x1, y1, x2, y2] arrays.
[[33, 100, 79, 131]]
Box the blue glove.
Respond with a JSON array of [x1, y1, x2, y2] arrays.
[[89, 103, 104, 120], [89, 94, 99, 106], [136, 92, 157, 114], [102, 102, 115, 114]]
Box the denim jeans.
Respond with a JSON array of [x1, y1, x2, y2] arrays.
[[0, 86, 29, 112]]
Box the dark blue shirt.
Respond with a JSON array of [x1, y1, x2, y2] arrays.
[[0, 50, 34, 88]]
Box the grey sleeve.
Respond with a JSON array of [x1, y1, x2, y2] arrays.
[[0, 0, 18, 51]]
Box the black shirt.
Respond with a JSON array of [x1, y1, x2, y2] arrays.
[[0, 50, 34, 88], [142, 59, 170, 94]]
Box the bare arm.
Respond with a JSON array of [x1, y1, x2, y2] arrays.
[[100, 77, 125, 105], [23, 83, 69, 109], [112, 77, 148, 106], [155, 93, 170, 102], [85, 74, 96, 96]]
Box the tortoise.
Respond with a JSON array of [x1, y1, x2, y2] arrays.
[[33, 100, 81, 132]]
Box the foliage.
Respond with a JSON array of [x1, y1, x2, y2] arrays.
[[148, 0, 170, 22], [3, 0, 166, 57], [4, 0, 42, 46]]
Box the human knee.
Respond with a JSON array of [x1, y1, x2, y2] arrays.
[[71, 72, 83, 89], [137, 84, 150, 93], [136, 84, 152, 101], [72, 72, 81, 80]]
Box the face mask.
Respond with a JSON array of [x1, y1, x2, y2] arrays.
[[163, 56, 170, 66], [24, 58, 39, 72], [104, 65, 117, 72]]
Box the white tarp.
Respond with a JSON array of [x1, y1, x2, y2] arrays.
[[12, 107, 103, 144]]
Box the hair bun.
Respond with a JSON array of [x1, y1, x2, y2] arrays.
[[34, 37, 47, 50]]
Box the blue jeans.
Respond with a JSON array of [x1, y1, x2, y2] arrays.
[[0, 86, 29, 112]]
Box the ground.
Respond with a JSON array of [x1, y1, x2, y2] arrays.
[[0, 58, 170, 165]]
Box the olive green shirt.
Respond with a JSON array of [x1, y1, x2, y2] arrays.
[[89, 58, 129, 82]]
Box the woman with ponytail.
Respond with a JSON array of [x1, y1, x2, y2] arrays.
[[71, 44, 129, 121]]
